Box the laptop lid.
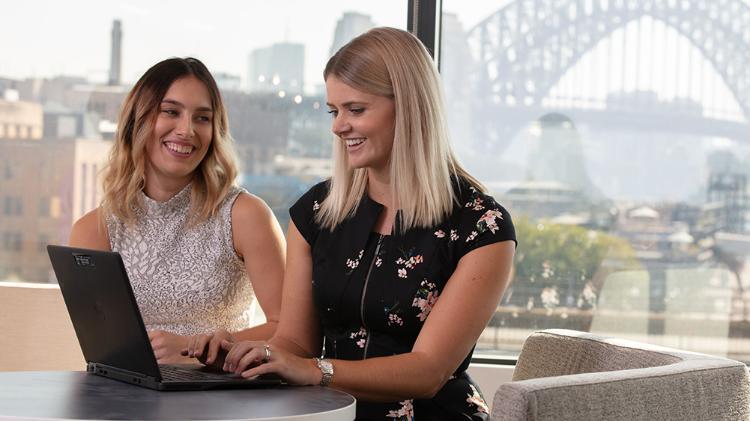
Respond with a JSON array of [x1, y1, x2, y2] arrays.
[[47, 245, 162, 380]]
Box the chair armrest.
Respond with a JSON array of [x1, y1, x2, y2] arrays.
[[492, 358, 750, 421]]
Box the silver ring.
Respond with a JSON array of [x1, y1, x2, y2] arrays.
[[263, 344, 271, 363]]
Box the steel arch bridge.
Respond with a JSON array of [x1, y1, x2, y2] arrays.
[[466, 0, 750, 151]]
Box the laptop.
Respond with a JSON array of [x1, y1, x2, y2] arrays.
[[47, 245, 283, 391]]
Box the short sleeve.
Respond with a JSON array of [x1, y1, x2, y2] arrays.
[[289, 180, 329, 246], [455, 189, 516, 260]]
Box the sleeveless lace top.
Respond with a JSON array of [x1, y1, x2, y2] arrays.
[[106, 184, 255, 335]]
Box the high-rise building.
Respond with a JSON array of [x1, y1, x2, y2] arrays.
[[247, 43, 304, 94], [0, 98, 43, 140], [109, 20, 122, 86], [329, 12, 375, 56], [0, 137, 111, 283]]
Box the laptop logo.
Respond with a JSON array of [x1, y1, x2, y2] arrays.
[[73, 254, 95, 267]]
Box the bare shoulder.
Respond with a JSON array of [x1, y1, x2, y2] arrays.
[[231, 192, 274, 227], [69, 207, 111, 250]]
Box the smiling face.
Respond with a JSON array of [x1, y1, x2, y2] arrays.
[[326, 75, 396, 175], [144, 76, 214, 187]]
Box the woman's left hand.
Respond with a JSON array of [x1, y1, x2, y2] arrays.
[[220, 340, 321, 385], [147, 330, 193, 363]]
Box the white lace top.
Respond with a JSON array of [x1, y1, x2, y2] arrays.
[[106, 184, 255, 335]]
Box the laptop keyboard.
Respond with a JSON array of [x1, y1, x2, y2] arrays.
[[159, 365, 239, 382]]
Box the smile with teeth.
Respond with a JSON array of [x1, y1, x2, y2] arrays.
[[164, 142, 194, 154], [345, 138, 366, 147]]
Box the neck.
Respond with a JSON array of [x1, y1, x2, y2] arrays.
[[143, 170, 192, 203], [367, 168, 392, 207]]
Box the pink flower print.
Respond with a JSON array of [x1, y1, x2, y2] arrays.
[[312, 200, 320, 211], [386, 399, 414, 419], [434, 229, 446, 238], [465, 196, 485, 211], [395, 249, 422, 278], [412, 279, 439, 321], [375, 257, 383, 267], [477, 209, 504, 234], [388, 313, 404, 326], [465, 230, 478, 242], [345, 250, 364, 272], [450, 229, 459, 241], [349, 327, 367, 348], [466, 385, 489, 414]]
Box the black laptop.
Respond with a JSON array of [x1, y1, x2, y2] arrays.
[[47, 245, 282, 391]]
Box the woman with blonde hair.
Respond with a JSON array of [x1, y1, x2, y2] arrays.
[[70, 57, 285, 364], [198, 28, 515, 419]]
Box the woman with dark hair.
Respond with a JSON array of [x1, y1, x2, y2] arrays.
[[70, 57, 285, 364]]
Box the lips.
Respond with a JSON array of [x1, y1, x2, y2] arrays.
[[345, 138, 366, 147], [163, 141, 195, 156]]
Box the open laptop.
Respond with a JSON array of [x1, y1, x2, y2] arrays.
[[47, 245, 283, 391]]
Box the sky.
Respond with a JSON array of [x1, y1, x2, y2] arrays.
[[1, 1, 508, 90]]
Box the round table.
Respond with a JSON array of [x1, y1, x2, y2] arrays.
[[0, 371, 356, 420]]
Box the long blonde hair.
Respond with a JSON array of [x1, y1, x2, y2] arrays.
[[101, 57, 238, 225], [318, 27, 483, 232]]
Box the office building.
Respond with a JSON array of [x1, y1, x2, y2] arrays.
[[247, 42, 304, 94]]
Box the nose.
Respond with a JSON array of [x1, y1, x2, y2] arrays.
[[175, 114, 194, 139], [331, 114, 350, 137]]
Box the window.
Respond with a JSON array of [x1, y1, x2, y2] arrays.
[[3, 196, 22, 216], [442, 0, 750, 361], [1, 1, 405, 284], [2, 232, 22, 252]]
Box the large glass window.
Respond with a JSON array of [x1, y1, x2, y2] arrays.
[[443, 0, 750, 361], [0, 1, 406, 284]]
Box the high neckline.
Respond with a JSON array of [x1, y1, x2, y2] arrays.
[[140, 183, 192, 217]]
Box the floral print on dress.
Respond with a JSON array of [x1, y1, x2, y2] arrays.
[[312, 200, 320, 211], [412, 279, 439, 321], [395, 248, 423, 279], [466, 384, 489, 414], [450, 229, 459, 242], [434, 229, 446, 238], [465, 230, 478, 243], [350, 327, 367, 349], [386, 399, 414, 420], [464, 186, 485, 211], [477, 209, 504, 234], [384, 302, 404, 327], [345, 249, 364, 274]]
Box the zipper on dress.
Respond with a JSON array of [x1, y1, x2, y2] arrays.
[[360, 234, 383, 359]]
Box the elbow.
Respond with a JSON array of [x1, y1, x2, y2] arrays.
[[413, 370, 452, 399]]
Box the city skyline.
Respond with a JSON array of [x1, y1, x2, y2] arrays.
[[1, 1, 509, 90]]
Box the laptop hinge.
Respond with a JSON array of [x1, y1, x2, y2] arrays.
[[88, 362, 162, 387]]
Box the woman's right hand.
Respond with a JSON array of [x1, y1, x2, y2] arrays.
[[220, 340, 321, 386], [182, 329, 234, 368]]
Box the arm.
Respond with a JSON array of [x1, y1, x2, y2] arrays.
[[229, 193, 285, 341], [224, 239, 515, 401], [189, 193, 287, 365], [69, 207, 111, 250]]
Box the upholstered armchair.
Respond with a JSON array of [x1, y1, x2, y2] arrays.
[[492, 329, 750, 420]]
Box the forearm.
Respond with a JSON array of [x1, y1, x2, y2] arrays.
[[231, 321, 278, 342], [325, 352, 449, 402]]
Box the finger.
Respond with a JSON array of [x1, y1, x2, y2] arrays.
[[223, 342, 256, 372], [206, 336, 222, 365], [241, 360, 276, 379], [193, 335, 211, 358], [235, 349, 264, 374]]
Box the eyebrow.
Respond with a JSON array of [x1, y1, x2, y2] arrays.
[[325, 101, 368, 108], [161, 99, 213, 113]]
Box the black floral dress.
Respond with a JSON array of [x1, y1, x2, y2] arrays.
[[289, 178, 516, 421]]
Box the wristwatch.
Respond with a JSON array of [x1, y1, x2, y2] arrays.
[[314, 357, 334, 387]]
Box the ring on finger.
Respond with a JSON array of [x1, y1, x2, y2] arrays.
[[263, 344, 271, 363]]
